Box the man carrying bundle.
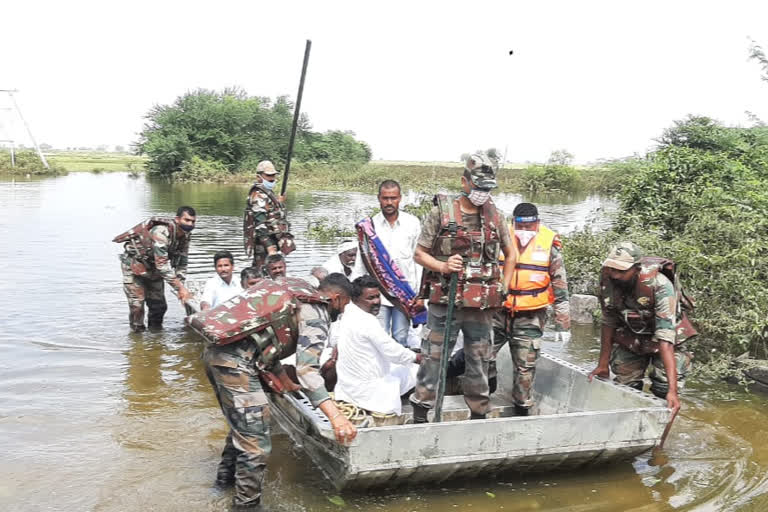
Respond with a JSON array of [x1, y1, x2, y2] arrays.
[[192, 273, 357, 511]]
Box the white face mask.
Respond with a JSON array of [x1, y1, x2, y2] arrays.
[[515, 229, 536, 247], [467, 189, 491, 206]]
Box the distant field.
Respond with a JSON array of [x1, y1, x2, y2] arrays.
[[47, 152, 147, 172]]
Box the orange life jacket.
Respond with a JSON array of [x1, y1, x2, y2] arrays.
[[504, 225, 556, 312]]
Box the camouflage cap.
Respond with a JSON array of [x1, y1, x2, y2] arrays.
[[602, 242, 643, 270], [256, 160, 279, 175], [465, 152, 498, 190]]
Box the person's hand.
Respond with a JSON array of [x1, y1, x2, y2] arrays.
[[330, 414, 357, 444], [588, 365, 609, 382], [555, 330, 572, 344], [277, 194, 286, 203], [442, 254, 463, 274], [414, 353, 424, 364], [277, 371, 301, 393], [178, 285, 192, 303], [666, 391, 681, 414]]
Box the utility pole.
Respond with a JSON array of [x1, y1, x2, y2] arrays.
[[0, 89, 49, 169]]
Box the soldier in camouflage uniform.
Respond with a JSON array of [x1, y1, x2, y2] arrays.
[[588, 242, 697, 415], [113, 206, 196, 332], [410, 153, 516, 422], [492, 202, 571, 416], [191, 274, 357, 511], [243, 160, 295, 273]]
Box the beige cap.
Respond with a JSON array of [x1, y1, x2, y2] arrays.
[[256, 160, 278, 175]]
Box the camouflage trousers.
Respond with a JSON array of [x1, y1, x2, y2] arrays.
[[492, 308, 547, 409], [610, 343, 693, 399], [251, 245, 267, 274], [120, 260, 167, 332], [410, 304, 494, 416], [203, 340, 272, 508]]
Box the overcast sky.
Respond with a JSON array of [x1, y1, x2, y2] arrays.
[[1, 1, 767, 163]]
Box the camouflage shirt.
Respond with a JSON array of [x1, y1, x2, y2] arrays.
[[247, 187, 284, 252], [549, 243, 570, 330], [417, 204, 513, 252], [294, 302, 332, 407], [120, 224, 189, 289], [601, 266, 677, 344]]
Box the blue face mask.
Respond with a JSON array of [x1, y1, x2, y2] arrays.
[[261, 179, 276, 190], [179, 223, 195, 232]]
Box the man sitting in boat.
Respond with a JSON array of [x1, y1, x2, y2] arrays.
[[264, 253, 287, 280], [240, 267, 261, 289], [334, 276, 423, 416], [200, 250, 243, 310], [322, 240, 357, 278]]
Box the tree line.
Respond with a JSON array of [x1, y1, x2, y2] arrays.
[[136, 87, 371, 179]]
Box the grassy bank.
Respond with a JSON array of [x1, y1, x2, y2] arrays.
[[47, 151, 146, 172]]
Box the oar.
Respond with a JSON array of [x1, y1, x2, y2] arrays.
[[433, 271, 459, 423]]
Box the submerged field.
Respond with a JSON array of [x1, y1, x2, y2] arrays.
[[47, 151, 146, 172]]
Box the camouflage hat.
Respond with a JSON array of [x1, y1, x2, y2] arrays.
[[256, 160, 279, 175], [602, 242, 643, 270], [465, 153, 498, 190]]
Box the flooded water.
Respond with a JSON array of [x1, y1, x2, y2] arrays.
[[1, 172, 767, 511]]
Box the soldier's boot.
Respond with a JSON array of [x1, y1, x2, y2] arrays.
[[412, 404, 429, 424], [215, 434, 237, 488], [470, 412, 486, 420], [129, 306, 145, 332], [514, 405, 529, 417], [231, 497, 266, 511], [215, 462, 236, 488], [488, 376, 498, 395], [146, 298, 167, 330]]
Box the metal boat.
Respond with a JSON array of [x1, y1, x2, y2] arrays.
[[266, 349, 672, 490]]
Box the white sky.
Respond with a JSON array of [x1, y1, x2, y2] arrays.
[[1, 0, 767, 163]]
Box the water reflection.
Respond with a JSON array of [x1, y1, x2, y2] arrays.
[[0, 172, 767, 511]]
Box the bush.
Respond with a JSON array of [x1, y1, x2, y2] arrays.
[[0, 150, 66, 175], [175, 156, 231, 182], [563, 116, 768, 362]]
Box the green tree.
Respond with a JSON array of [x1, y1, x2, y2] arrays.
[[136, 88, 369, 176]]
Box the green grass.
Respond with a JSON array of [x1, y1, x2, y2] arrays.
[[47, 151, 147, 172]]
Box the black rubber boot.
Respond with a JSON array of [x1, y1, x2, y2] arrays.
[[514, 405, 529, 417], [488, 376, 498, 395], [470, 412, 486, 420], [231, 497, 266, 511], [412, 404, 429, 424]]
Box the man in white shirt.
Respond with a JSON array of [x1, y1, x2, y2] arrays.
[[322, 240, 357, 278], [334, 276, 423, 415], [200, 251, 243, 310], [352, 180, 422, 346]]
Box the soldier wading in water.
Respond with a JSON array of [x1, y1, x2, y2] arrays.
[[191, 273, 357, 511], [113, 206, 196, 332], [410, 153, 515, 422], [243, 160, 295, 274]]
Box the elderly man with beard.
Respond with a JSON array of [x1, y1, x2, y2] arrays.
[[322, 240, 357, 278], [334, 276, 423, 415], [264, 253, 287, 280]]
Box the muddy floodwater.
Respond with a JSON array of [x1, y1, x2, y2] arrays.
[[1, 172, 768, 511]]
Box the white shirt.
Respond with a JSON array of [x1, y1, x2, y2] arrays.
[[351, 210, 422, 307], [334, 302, 418, 414], [201, 274, 243, 308], [321, 254, 350, 276]]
